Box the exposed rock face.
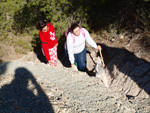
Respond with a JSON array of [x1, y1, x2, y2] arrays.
[[86, 44, 150, 98]]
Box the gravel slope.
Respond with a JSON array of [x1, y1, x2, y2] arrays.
[[0, 57, 150, 113]]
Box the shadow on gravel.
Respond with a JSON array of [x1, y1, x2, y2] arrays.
[[0, 67, 54, 113], [99, 43, 150, 97], [32, 34, 48, 64], [0, 62, 9, 79], [57, 36, 71, 68]]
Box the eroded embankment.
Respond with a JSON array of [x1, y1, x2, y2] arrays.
[[85, 41, 150, 98]]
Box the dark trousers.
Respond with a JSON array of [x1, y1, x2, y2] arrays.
[[65, 48, 87, 71], [74, 48, 87, 71]]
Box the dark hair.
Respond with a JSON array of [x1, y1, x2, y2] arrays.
[[36, 19, 47, 30], [70, 23, 80, 32]]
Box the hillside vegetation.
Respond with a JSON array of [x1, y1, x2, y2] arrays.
[[0, 0, 150, 62]]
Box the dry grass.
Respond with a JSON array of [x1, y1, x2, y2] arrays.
[[0, 33, 33, 62]]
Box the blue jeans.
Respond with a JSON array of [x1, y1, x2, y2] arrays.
[[74, 48, 87, 71]]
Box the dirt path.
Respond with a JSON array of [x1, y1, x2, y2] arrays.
[[0, 58, 150, 112]]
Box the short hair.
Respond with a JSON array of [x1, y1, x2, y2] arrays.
[[70, 23, 80, 32], [36, 19, 46, 30]]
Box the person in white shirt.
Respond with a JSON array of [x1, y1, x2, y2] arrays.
[[66, 23, 102, 71]]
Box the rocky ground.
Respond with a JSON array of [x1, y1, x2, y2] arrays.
[[0, 56, 150, 112], [0, 35, 150, 113], [0, 59, 150, 113]]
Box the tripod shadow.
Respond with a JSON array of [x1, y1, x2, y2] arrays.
[[0, 67, 54, 112]]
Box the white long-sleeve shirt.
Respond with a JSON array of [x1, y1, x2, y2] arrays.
[[66, 28, 97, 64]]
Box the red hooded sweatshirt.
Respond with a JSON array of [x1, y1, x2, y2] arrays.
[[39, 23, 58, 61]]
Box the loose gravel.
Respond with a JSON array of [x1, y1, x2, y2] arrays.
[[0, 60, 150, 113]]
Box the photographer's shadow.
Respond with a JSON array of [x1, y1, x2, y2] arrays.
[[0, 67, 54, 112]]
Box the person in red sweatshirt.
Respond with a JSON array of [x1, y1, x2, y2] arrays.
[[36, 19, 58, 66]]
